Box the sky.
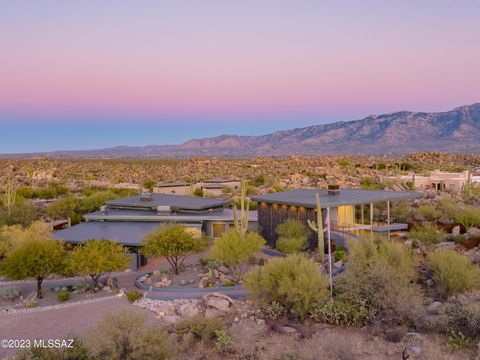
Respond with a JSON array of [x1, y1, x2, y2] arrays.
[[1, 1, 480, 153]]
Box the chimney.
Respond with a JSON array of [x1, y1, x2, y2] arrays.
[[328, 184, 340, 195], [140, 192, 153, 202]]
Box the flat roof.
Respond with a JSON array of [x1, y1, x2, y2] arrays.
[[53, 221, 172, 246], [106, 193, 229, 211], [251, 188, 421, 209], [203, 177, 238, 183], [154, 182, 190, 187], [84, 208, 258, 222]]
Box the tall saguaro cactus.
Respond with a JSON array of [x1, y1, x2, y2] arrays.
[[307, 193, 325, 262], [233, 180, 250, 237], [2, 179, 16, 217], [464, 169, 472, 198]]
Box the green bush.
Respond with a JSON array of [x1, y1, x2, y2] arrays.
[[87, 310, 173, 360], [0, 287, 20, 301], [409, 223, 446, 245], [333, 237, 424, 326], [415, 203, 441, 222], [175, 316, 225, 343], [74, 281, 90, 293], [214, 329, 233, 352], [334, 247, 346, 262], [222, 281, 236, 287], [446, 331, 469, 351], [310, 299, 373, 326], [276, 236, 307, 254], [57, 290, 70, 302], [455, 206, 480, 228], [210, 230, 265, 282], [126, 290, 143, 304], [244, 254, 329, 320], [426, 249, 480, 296]]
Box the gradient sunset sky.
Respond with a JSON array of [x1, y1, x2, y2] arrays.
[[1, 1, 479, 153]]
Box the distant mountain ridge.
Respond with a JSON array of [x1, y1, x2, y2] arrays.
[[4, 103, 480, 158]]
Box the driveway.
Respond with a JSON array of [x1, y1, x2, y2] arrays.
[[0, 297, 152, 358]]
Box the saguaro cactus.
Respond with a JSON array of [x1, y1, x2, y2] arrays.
[[233, 180, 250, 237], [2, 179, 16, 217], [307, 193, 325, 262], [464, 169, 472, 198]]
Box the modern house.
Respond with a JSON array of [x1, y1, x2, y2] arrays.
[[390, 170, 480, 193], [53, 192, 258, 269], [251, 187, 421, 248]]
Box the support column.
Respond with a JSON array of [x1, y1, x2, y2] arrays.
[[370, 203, 374, 234]]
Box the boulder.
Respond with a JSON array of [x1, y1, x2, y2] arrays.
[[334, 260, 343, 269], [163, 315, 182, 324], [205, 308, 225, 319], [275, 325, 298, 334], [433, 242, 456, 250], [467, 227, 480, 239], [204, 293, 234, 313], [452, 225, 461, 236], [178, 302, 200, 318], [426, 301, 443, 314]]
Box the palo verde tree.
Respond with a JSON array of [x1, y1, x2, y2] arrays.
[[210, 230, 265, 282], [142, 224, 208, 275], [0, 238, 67, 298], [70, 239, 130, 290]]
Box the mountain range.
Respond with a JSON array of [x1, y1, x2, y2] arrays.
[[5, 103, 480, 158]]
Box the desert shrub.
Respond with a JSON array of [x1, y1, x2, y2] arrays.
[[275, 219, 310, 254], [175, 316, 225, 343], [415, 203, 441, 222], [360, 177, 384, 190], [440, 291, 480, 339], [126, 290, 143, 304], [446, 331, 470, 351], [74, 281, 90, 293], [87, 310, 173, 360], [409, 223, 446, 245], [16, 337, 92, 360], [244, 254, 329, 320], [210, 230, 265, 281], [391, 201, 413, 223], [455, 206, 480, 228], [262, 301, 285, 320], [57, 290, 70, 302], [222, 280, 236, 287], [0, 286, 20, 301], [310, 299, 373, 326], [333, 237, 424, 326], [427, 249, 480, 297], [215, 329, 233, 352], [334, 247, 346, 262]]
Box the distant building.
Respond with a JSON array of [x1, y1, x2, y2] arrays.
[[390, 170, 479, 193], [200, 178, 240, 197], [54, 193, 257, 269], [153, 181, 191, 195]]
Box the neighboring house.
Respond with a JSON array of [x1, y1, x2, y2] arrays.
[[152, 181, 191, 195], [390, 170, 479, 193], [200, 178, 241, 197], [53, 193, 257, 269], [251, 187, 421, 248]]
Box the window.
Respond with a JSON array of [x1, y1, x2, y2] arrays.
[[212, 223, 227, 237]]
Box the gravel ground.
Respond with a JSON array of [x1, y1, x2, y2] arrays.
[[0, 297, 153, 358]]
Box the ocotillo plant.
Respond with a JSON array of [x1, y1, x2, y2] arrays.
[[233, 180, 250, 237], [307, 193, 325, 262]]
